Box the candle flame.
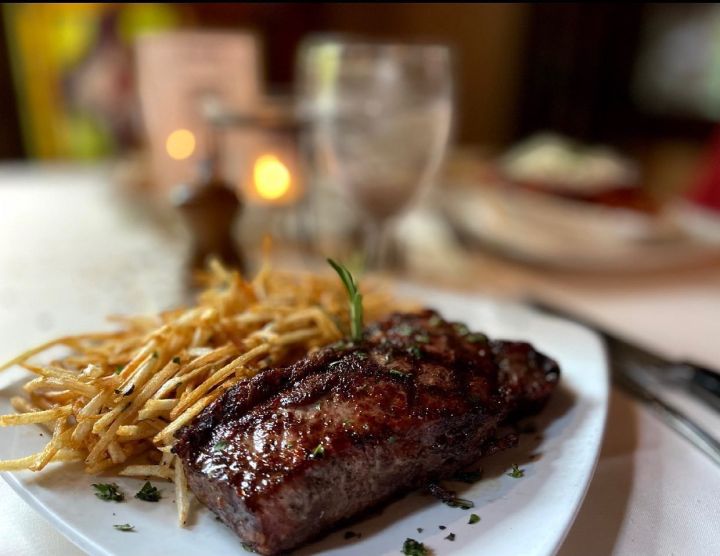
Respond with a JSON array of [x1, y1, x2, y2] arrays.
[[253, 154, 291, 201], [166, 129, 196, 160]]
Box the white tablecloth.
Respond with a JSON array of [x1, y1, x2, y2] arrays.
[[1, 164, 719, 556]]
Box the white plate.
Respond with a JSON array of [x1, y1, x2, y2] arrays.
[[0, 286, 608, 556], [443, 185, 720, 271]]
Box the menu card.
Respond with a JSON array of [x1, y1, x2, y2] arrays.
[[136, 31, 262, 192]]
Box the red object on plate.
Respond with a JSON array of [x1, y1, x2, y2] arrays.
[[687, 128, 720, 213]]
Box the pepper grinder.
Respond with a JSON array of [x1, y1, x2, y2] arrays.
[[172, 150, 246, 285]]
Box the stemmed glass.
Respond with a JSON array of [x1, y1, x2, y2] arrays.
[[298, 38, 454, 269]]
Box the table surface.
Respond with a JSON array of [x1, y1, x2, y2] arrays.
[[1, 163, 719, 556]]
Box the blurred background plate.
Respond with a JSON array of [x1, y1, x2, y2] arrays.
[[443, 184, 720, 272]]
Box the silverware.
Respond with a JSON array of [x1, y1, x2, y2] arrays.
[[612, 362, 720, 467], [529, 300, 720, 409], [608, 336, 720, 412], [530, 299, 720, 467]]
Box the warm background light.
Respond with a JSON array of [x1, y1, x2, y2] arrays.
[[166, 129, 196, 160], [253, 154, 291, 200]]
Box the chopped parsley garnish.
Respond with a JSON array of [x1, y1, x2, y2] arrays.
[[453, 323, 470, 336], [310, 443, 325, 458], [355, 351, 368, 360], [92, 483, 124, 502], [445, 533, 456, 541], [389, 369, 410, 379], [428, 315, 442, 327], [452, 469, 483, 484], [414, 334, 430, 344], [135, 481, 161, 502], [446, 497, 474, 510], [468, 513, 480, 524], [406, 345, 422, 358], [388, 436, 397, 444], [113, 523, 134, 532], [114, 365, 124, 375], [241, 542, 257, 553], [333, 339, 351, 349], [507, 463, 525, 478], [327, 259, 364, 342], [212, 439, 229, 452], [428, 483, 474, 510], [396, 324, 414, 336], [466, 333, 487, 344], [172, 356, 181, 364], [402, 538, 428, 555]]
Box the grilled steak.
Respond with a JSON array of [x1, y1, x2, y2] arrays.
[[174, 310, 560, 554]]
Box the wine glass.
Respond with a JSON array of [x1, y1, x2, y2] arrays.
[[298, 38, 454, 269]]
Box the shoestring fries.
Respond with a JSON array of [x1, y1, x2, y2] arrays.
[[0, 261, 395, 525]]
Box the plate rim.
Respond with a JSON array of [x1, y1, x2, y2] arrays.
[[528, 312, 609, 555]]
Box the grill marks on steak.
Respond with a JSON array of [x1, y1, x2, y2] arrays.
[[174, 310, 560, 555]]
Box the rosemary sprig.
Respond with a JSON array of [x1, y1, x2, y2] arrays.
[[327, 259, 364, 342]]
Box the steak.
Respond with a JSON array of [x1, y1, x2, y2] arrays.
[[174, 310, 560, 554]]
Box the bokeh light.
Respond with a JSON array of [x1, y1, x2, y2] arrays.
[[253, 154, 291, 200], [166, 129, 196, 160]]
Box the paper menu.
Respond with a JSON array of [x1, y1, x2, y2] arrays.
[[136, 31, 262, 192]]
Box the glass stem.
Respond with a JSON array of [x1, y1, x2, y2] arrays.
[[363, 216, 390, 270]]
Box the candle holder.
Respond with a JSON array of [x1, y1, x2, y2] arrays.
[[205, 97, 305, 203], [201, 97, 319, 255]]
